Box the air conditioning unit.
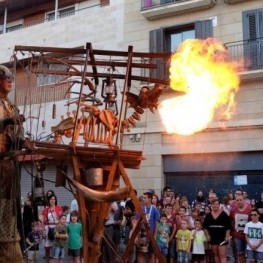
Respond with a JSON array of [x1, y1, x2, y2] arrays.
[[224, 0, 247, 4]]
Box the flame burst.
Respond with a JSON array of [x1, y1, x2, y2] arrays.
[[159, 38, 241, 136]]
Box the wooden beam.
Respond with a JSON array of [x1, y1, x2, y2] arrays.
[[32, 57, 157, 69], [14, 45, 171, 59], [118, 160, 166, 263], [90, 159, 118, 262], [86, 42, 99, 85], [31, 68, 170, 85], [72, 156, 89, 262]]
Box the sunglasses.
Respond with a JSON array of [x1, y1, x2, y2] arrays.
[[251, 214, 258, 216], [0, 73, 14, 82]]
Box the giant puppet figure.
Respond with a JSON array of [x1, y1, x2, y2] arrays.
[[0, 65, 25, 263]]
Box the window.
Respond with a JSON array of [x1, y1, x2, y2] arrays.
[[149, 19, 213, 79], [46, 6, 75, 21], [243, 8, 263, 70], [6, 24, 23, 33], [165, 25, 195, 52], [37, 63, 69, 87]]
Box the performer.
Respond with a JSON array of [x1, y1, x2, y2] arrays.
[[0, 65, 27, 263]]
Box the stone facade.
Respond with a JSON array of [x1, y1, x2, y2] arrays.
[[122, 0, 263, 197]]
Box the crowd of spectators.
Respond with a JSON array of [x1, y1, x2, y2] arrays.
[[22, 187, 263, 263], [103, 187, 263, 263]]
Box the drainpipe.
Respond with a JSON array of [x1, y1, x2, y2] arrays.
[[55, 0, 58, 20], [3, 6, 7, 34]]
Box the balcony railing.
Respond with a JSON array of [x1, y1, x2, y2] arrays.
[[225, 38, 263, 71], [141, 0, 189, 10], [0, 3, 100, 34]]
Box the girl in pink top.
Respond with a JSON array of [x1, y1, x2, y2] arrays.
[[41, 194, 62, 263]]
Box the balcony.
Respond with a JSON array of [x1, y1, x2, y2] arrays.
[[140, 0, 216, 20], [0, 4, 97, 34], [225, 38, 263, 81], [224, 0, 249, 4]]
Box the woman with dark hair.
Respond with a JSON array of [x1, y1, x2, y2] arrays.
[[41, 194, 62, 263], [23, 195, 39, 238], [45, 190, 55, 206], [152, 194, 162, 213], [203, 198, 231, 263]]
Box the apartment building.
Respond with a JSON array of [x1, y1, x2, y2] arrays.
[[122, 0, 263, 201], [0, 0, 125, 205], [1, 0, 263, 204]]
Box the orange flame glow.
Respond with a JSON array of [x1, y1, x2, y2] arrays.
[[159, 38, 241, 136]]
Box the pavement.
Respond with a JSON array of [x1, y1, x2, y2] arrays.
[[23, 242, 45, 263], [22, 241, 236, 263]]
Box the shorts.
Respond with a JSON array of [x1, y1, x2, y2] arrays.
[[247, 250, 263, 260], [52, 245, 65, 259], [234, 238, 246, 253], [157, 240, 168, 256], [177, 250, 190, 263], [27, 250, 39, 260], [192, 254, 205, 261], [68, 248, 81, 257]]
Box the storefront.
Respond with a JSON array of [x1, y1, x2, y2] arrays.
[[163, 151, 263, 201]]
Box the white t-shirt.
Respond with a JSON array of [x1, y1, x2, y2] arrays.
[[191, 229, 206, 254], [70, 199, 79, 212], [244, 221, 263, 252]]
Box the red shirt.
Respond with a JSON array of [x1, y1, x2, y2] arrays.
[[166, 214, 177, 236], [230, 204, 251, 240], [42, 206, 63, 226]]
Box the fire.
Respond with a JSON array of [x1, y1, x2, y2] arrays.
[[159, 38, 241, 136]]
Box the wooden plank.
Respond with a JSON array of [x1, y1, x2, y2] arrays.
[[14, 45, 86, 54], [32, 142, 145, 169]]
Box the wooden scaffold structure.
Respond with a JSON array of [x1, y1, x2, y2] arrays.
[[12, 42, 171, 263]]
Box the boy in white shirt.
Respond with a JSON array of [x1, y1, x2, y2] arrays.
[[244, 209, 263, 263], [191, 219, 206, 263]]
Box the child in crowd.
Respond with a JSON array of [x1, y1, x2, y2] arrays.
[[52, 214, 68, 263], [244, 209, 263, 263], [155, 213, 170, 262], [176, 206, 190, 231], [26, 221, 41, 263], [191, 219, 206, 263], [164, 203, 177, 263], [67, 210, 83, 263], [188, 208, 201, 230], [176, 219, 193, 263], [62, 205, 70, 224]]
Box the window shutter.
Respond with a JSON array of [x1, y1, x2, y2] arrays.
[[258, 9, 263, 38], [243, 9, 263, 40], [243, 10, 256, 41], [243, 8, 263, 69], [149, 28, 165, 79], [195, 19, 213, 39], [150, 28, 164, 52]]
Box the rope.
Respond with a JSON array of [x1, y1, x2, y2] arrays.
[[102, 230, 125, 263]]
